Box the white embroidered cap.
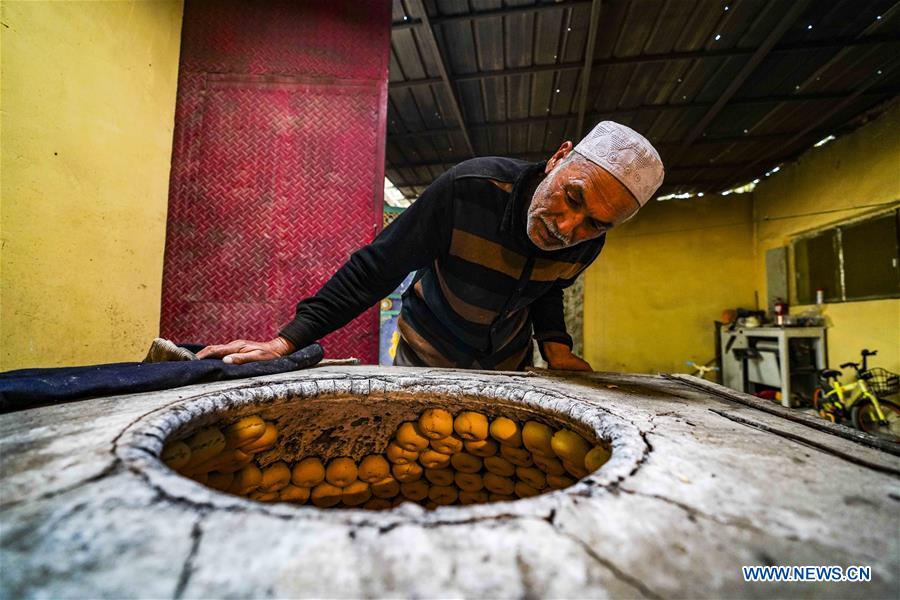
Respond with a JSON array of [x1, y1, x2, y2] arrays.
[[573, 121, 665, 206]]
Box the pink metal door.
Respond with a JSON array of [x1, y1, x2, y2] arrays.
[[161, 1, 390, 364]]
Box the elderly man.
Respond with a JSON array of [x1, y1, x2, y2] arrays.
[[198, 121, 664, 370]]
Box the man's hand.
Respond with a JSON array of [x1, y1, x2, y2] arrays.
[[542, 341, 592, 372], [196, 336, 296, 365]]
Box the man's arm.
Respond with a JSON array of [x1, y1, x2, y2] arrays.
[[530, 282, 592, 371], [198, 168, 457, 364]]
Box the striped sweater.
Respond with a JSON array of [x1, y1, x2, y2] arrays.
[[279, 157, 605, 370]]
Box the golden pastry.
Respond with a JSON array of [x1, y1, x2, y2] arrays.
[[459, 489, 489, 505], [385, 442, 419, 465], [358, 454, 391, 483], [310, 482, 343, 508], [563, 459, 589, 479], [212, 448, 253, 474], [229, 463, 262, 495], [207, 471, 234, 492], [424, 468, 454, 486], [483, 473, 515, 495], [483, 455, 515, 477], [429, 485, 459, 505], [464, 438, 498, 457], [188, 471, 208, 485], [515, 466, 547, 490], [394, 421, 430, 451], [488, 493, 516, 503], [260, 461, 291, 492], [418, 408, 453, 440], [500, 445, 533, 467], [400, 480, 429, 501], [514, 481, 540, 498], [546, 473, 575, 489], [222, 415, 266, 449], [489, 417, 522, 447], [391, 496, 407, 507], [584, 446, 612, 472], [184, 427, 226, 469], [180, 462, 207, 477], [342, 480, 372, 506], [430, 434, 463, 455], [453, 411, 489, 441], [183, 446, 250, 476], [391, 461, 423, 483], [371, 476, 401, 499], [450, 452, 482, 474], [550, 429, 590, 465], [241, 422, 278, 453], [325, 457, 358, 488], [454, 471, 483, 492], [418, 449, 451, 469], [279, 484, 310, 503], [291, 457, 325, 487], [532, 453, 566, 476], [161, 441, 191, 470], [522, 421, 554, 455], [249, 490, 279, 502], [530, 449, 557, 460], [363, 497, 392, 510]]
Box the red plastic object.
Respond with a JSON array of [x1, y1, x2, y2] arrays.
[[161, 1, 390, 364]]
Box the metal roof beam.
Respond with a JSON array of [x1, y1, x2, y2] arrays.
[[406, 0, 474, 157], [392, 0, 591, 30], [388, 157, 748, 171], [718, 3, 900, 156], [677, 0, 813, 155], [385, 118, 860, 186], [385, 89, 896, 141], [388, 37, 897, 90], [575, 0, 603, 138], [386, 128, 854, 172], [729, 58, 900, 184], [389, 176, 729, 190]]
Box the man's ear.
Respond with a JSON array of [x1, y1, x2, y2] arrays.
[[545, 141, 574, 173]]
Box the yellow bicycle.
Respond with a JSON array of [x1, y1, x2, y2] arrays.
[[813, 349, 900, 440]]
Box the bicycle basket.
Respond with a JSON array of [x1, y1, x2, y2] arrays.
[[861, 368, 900, 397]]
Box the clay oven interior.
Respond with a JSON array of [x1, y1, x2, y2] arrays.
[[159, 387, 613, 510]]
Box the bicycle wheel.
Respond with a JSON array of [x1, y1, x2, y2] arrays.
[[851, 399, 900, 440], [812, 388, 824, 411], [813, 388, 845, 423]]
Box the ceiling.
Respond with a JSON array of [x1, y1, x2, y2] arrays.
[[384, 0, 900, 200]]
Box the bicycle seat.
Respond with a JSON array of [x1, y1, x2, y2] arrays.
[[819, 369, 842, 379]]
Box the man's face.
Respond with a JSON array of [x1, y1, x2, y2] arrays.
[[527, 145, 640, 251]]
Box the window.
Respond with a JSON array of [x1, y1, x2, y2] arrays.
[[794, 229, 840, 303], [842, 212, 900, 299], [793, 209, 899, 304]]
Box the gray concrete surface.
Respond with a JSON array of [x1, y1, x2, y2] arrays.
[[1, 366, 898, 599]]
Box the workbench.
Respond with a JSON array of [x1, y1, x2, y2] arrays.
[[719, 325, 828, 407]]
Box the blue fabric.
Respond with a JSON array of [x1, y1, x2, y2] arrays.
[[0, 343, 324, 413]]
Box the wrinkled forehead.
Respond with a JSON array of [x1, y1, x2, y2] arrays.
[[563, 156, 640, 214]]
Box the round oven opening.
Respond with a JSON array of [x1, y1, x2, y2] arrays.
[[159, 392, 612, 511]]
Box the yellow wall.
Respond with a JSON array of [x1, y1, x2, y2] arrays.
[[584, 103, 900, 375], [1, 0, 184, 370], [753, 103, 900, 374], [584, 194, 757, 373]]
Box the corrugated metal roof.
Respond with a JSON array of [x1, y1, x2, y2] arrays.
[[386, 0, 900, 198]]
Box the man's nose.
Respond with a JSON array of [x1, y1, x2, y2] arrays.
[[556, 211, 584, 238]]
